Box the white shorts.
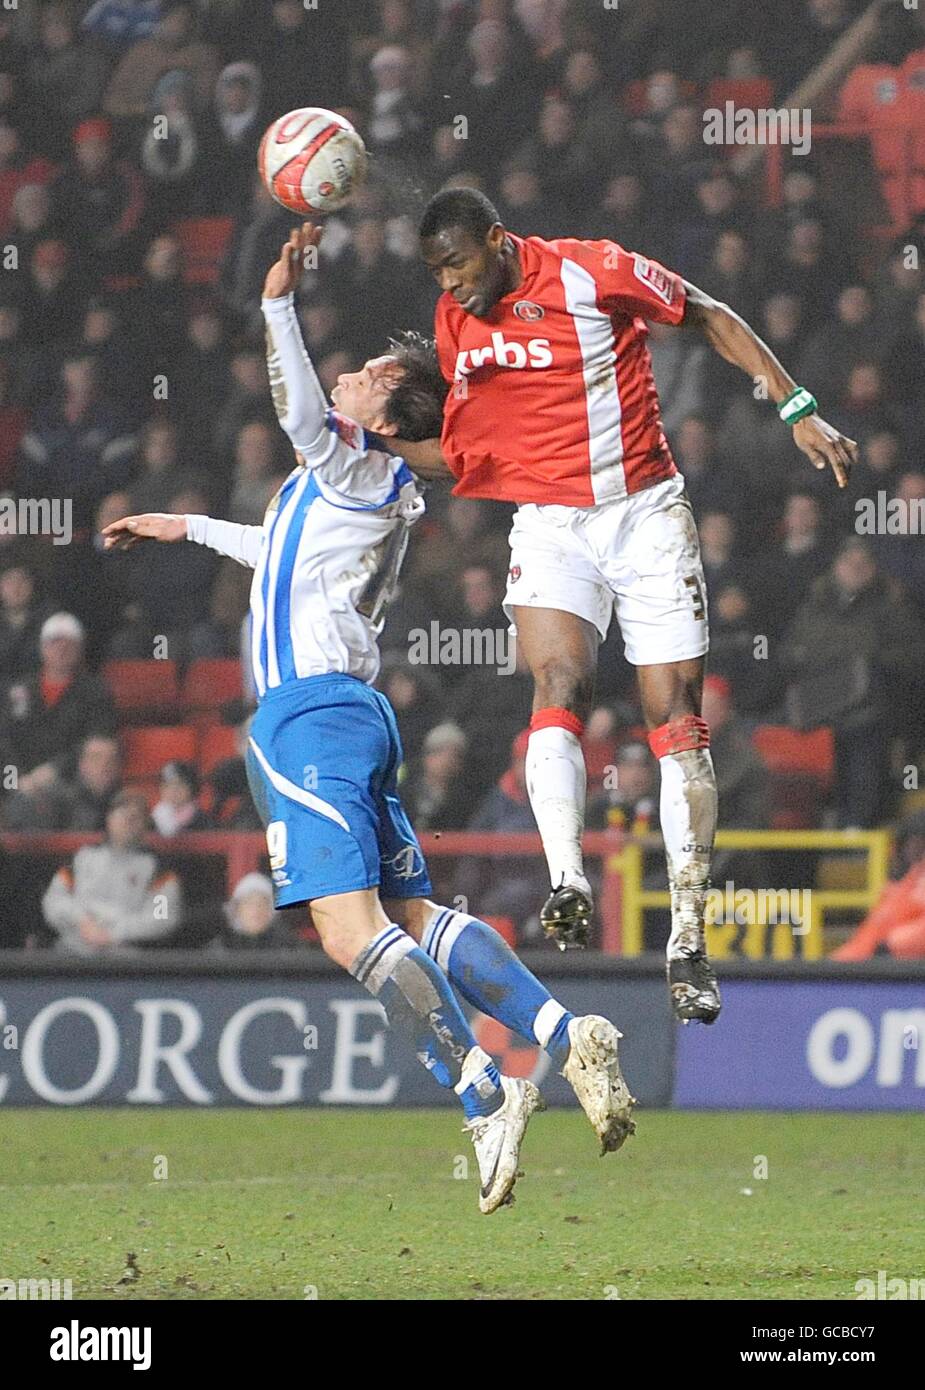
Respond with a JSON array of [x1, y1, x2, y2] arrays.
[[503, 474, 709, 667]]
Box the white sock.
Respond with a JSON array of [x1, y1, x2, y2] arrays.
[[658, 748, 718, 957], [526, 725, 589, 893]]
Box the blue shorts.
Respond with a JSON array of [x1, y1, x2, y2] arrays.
[[245, 673, 432, 909]]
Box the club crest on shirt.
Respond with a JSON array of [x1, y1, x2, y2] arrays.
[[514, 299, 544, 321], [508, 564, 522, 583], [632, 255, 674, 305]]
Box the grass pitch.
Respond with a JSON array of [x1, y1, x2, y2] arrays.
[[0, 1108, 919, 1300]]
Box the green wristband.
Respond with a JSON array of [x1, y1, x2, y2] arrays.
[[778, 386, 817, 425]]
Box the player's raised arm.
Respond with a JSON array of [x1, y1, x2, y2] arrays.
[[680, 279, 858, 489], [261, 222, 331, 460]]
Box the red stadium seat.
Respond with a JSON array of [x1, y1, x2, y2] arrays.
[[704, 78, 774, 113], [122, 726, 198, 779], [103, 659, 180, 721], [181, 658, 243, 715], [752, 726, 835, 782], [752, 726, 835, 830], [173, 216, 234, 285], [198, 723, 239, 775]]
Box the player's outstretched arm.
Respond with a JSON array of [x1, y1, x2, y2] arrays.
[[102, 512, 264, 569], [102, 513, 188, 548], [681, 280, 858, 488]]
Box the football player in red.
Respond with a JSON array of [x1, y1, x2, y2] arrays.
[[397, 188, 857, 1025]]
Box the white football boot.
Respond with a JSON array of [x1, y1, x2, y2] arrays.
[[561, 1015, 636, 1155], [461, 1048, 545, 1214]]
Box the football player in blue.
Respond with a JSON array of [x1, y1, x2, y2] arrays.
[[103, 224, 634, 1213]]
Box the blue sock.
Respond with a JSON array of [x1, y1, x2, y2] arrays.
[[351, 924, 502, 1119], [422, 907, 575, 1070]]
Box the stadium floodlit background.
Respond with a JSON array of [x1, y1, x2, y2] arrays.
[[0, 0, 924, 1307]]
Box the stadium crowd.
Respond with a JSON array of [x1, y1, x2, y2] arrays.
[[1, 0, 924, 951]]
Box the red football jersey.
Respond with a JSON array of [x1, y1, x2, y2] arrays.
[[435, 233, 687, 506]]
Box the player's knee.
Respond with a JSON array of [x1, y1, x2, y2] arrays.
[[311, 913, 369, 971]]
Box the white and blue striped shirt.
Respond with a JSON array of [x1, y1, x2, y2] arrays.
[[186, 294, 423, 698]]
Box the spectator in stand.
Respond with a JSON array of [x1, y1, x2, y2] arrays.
[[27, 2, 110, 160], [671, 416, 739, 519], [151, 759, 211, 835], [0, 558, 53, 680], [7, 182, 58, 274], [3, 732, 122, 832], [561, 46, 626, 168], [782, 538, 925, 827], [586, 741, 659, 833], [832, 811, 925, 960], [873, 471, 925, 617], [138, 70, 201, 219], [798, 284, 888, 409], [0, 114, 56, 239], [0, 611, 116, 783], [331, 215, 424, 361], [213, 347, 275, 459], [401, 721, 470, 832], [751, 491, 835, 637], [208, 708, 260, 830], [495, 164, 567, 241], [365, 45, 426, 165], [447, 17, 539, 185], [42, 789, 181, 951], [512, 95, 600, 209], [51, 117, 145, 279], [170, 296, 230, 461], [378, 658, 442, 762], [0, 296, 44, 409], [130, 234, 188, 384], [103, 0, 220, 120], [882, 289, 925, 451], [198, 62, 264, 216], [128, 418, 186, 513], [81, 1, 163, 50], [16, 354, 137, 531], [848, 428, 906, 504], [218, 175, 292, 331], [699, 511, 747, 596], [769, 218, 852, 328], [700, 674, 771, 890], [107, 481, 220, 660], [579, 171, 663, 256], [651, 103, 719, 232], [0, 358, 26, 487], [834, 361, 897, 450], [211, 871, 297, 951], [24, 238, 82, 346], [455, 729, 549, 941], [227, 420, 284, 525], [253, 0, 348, 117], [708, 582, 780, 718], [75, 295, 145, 416]]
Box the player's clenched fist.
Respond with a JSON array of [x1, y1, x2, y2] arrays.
[[101, 513, 189, 550]]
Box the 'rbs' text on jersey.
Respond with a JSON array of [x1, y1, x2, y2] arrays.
[[454, 330, 553, 379]]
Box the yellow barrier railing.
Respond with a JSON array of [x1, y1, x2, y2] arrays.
[[614, 830, 892, 958]]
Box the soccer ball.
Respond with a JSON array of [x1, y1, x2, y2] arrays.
[[258, 107, 368, 216]]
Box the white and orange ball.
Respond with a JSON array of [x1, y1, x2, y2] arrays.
[[257, 107, 368, 215]]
